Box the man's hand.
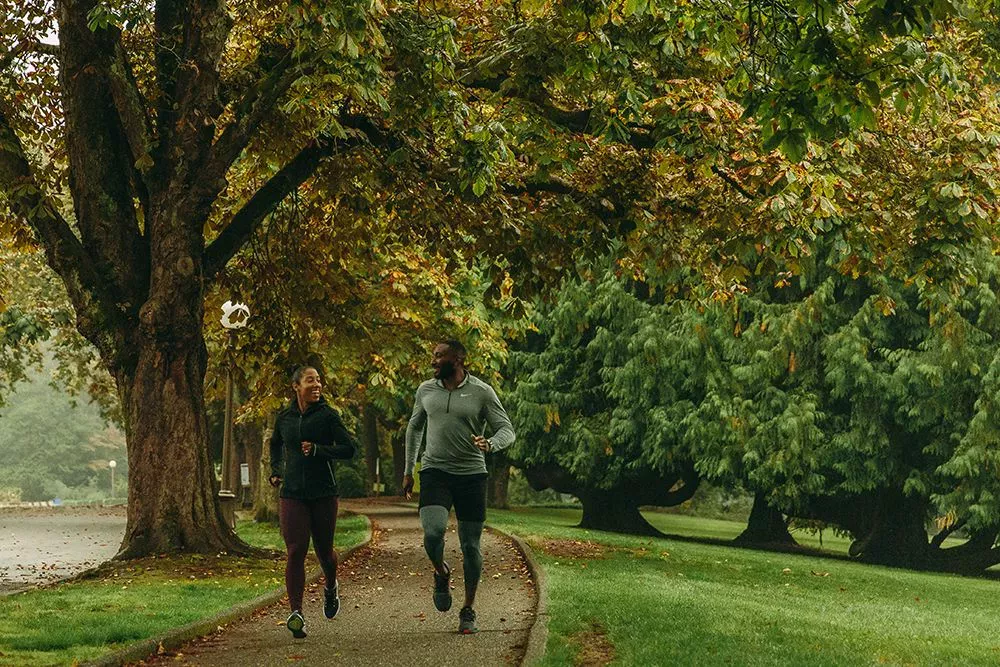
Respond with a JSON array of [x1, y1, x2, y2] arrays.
[[268, 475, 282, 488], [402, 474, 414, 500], [473, 435, 491, 453], [301, 440, 315, 456]]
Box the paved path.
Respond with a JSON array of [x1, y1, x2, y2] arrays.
[[143, 502, 537, 666], [0, 506, 125, 594]]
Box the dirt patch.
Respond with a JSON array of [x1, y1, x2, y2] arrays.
[[570, 620, 616, 666], [536, 539, 610, 560]]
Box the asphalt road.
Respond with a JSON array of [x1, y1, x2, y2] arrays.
[[0, 505, 126, 594]]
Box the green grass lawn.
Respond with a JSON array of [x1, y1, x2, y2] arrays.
[[0, 514, 368, 667], [489, 507, 1000, 667]]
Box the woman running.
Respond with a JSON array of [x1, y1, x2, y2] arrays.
[[269, 366, 357, 638]]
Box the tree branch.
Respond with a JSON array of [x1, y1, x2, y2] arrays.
[[57, 0, 148, 308], [154, 0, 233, 197], [711, 165, 755, 200], [203, 132, 367, 281], [0, 106, 127, 362], [199, 51, 304, 191], [107, 40, 155, 196], [0, 40, 60, 72], [637, 468, 701, 506], [930, 519, 966, 549]]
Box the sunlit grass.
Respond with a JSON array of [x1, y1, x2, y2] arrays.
[[490, 508, 1000, 666], [0, 514, 368, 666]]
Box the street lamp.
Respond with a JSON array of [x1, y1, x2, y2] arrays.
[[108, 459, 117, 498], [219, 300, 250, 529]]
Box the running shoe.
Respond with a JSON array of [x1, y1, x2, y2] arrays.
[[433, 562, 452, 612], [324, 581, 340, 619], [458, 606, 478, 634], [286, 610, 306, 638]]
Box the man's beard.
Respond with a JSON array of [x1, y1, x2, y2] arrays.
[[434, 360, 456, 379]]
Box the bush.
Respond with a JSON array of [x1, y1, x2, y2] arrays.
[[336, 465, 367, 498]]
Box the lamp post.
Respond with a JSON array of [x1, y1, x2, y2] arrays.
[[108, 459, 116, 498], [219, 300, 250, 530]]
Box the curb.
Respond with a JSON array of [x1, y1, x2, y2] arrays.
[[489, 526, 549, 667], [377, 501, 549, 666], [83, 514, 373, 667]]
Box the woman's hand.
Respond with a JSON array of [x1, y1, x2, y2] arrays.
[[301, 440, 316, 456], [268, 475, 282, 488]]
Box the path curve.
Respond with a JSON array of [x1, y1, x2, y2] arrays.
[[141, 502, 538, 666]]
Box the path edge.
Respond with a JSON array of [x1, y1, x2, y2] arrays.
[[489, 526, 549, 667], [83, 513, 373, 667]]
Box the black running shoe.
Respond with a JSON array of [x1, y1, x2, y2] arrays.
[[286, 610, 306, 638], [433, 562, 452, 612], [458, 606, 478, 634], [324, 581, 340, 619]]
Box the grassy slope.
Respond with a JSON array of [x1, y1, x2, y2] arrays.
[[0, 514, 368, 667], [489, 508, 1000, 667]]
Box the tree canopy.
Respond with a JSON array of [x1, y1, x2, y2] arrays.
[[2, 0, 1000, 558]]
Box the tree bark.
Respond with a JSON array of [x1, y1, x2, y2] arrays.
[[116, 337, 248, 557], [846, 494, 931, 568], [255, 416, 279, 523], [238, 419, 262, 507], [390, 428, 406, 495], [362, 403, 379, 495], [734, 493, 796, 546], [578, 488, 660, 536], [796, 491, 1000, 572], [486, 451, 511, 509]]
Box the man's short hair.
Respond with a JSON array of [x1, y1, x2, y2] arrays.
[[442, 339, 467, 359]]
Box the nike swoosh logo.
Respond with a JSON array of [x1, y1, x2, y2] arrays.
[[460, 393, 471, 397]]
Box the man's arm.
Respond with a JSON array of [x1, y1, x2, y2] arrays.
[[483, 385, 515, 451], [404, 385, 428, 475]]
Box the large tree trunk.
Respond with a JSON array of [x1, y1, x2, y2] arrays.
[[117, 338, 249, 558], [796, 491, 1000, 572], [255, 415, 279, 522], [362, 403, 379, 495], [238, 419, 263, 507], [486, 451, 511, 509], [578, 489, 660, 536], [846, 494, 930, 568], [735, 493, 796, 546], [390, 428, 406, 495]]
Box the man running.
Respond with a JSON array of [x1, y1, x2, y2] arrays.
[[269, 366, 357, 639], [402, 340, 516, 634]]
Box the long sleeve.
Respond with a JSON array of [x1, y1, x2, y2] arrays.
[[404, 385, 427, 475], [484, 386, 516, 452], [314, 408, 358, 461], [269, 418, 284, 477]]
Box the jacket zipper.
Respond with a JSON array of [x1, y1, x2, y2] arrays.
[[298, 413, 305, 489], [446, 390, 452, 413]]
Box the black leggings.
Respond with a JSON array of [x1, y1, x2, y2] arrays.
[[280, 496, 339, 612]]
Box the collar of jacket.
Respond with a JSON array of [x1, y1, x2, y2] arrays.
[[286, 395, 328, 416], [435, 372, 471, 390]]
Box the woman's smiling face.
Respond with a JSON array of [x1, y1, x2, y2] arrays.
[[293, 367, 322, 405]]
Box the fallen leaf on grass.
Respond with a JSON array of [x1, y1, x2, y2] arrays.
[[810, 571, 830, 577]]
